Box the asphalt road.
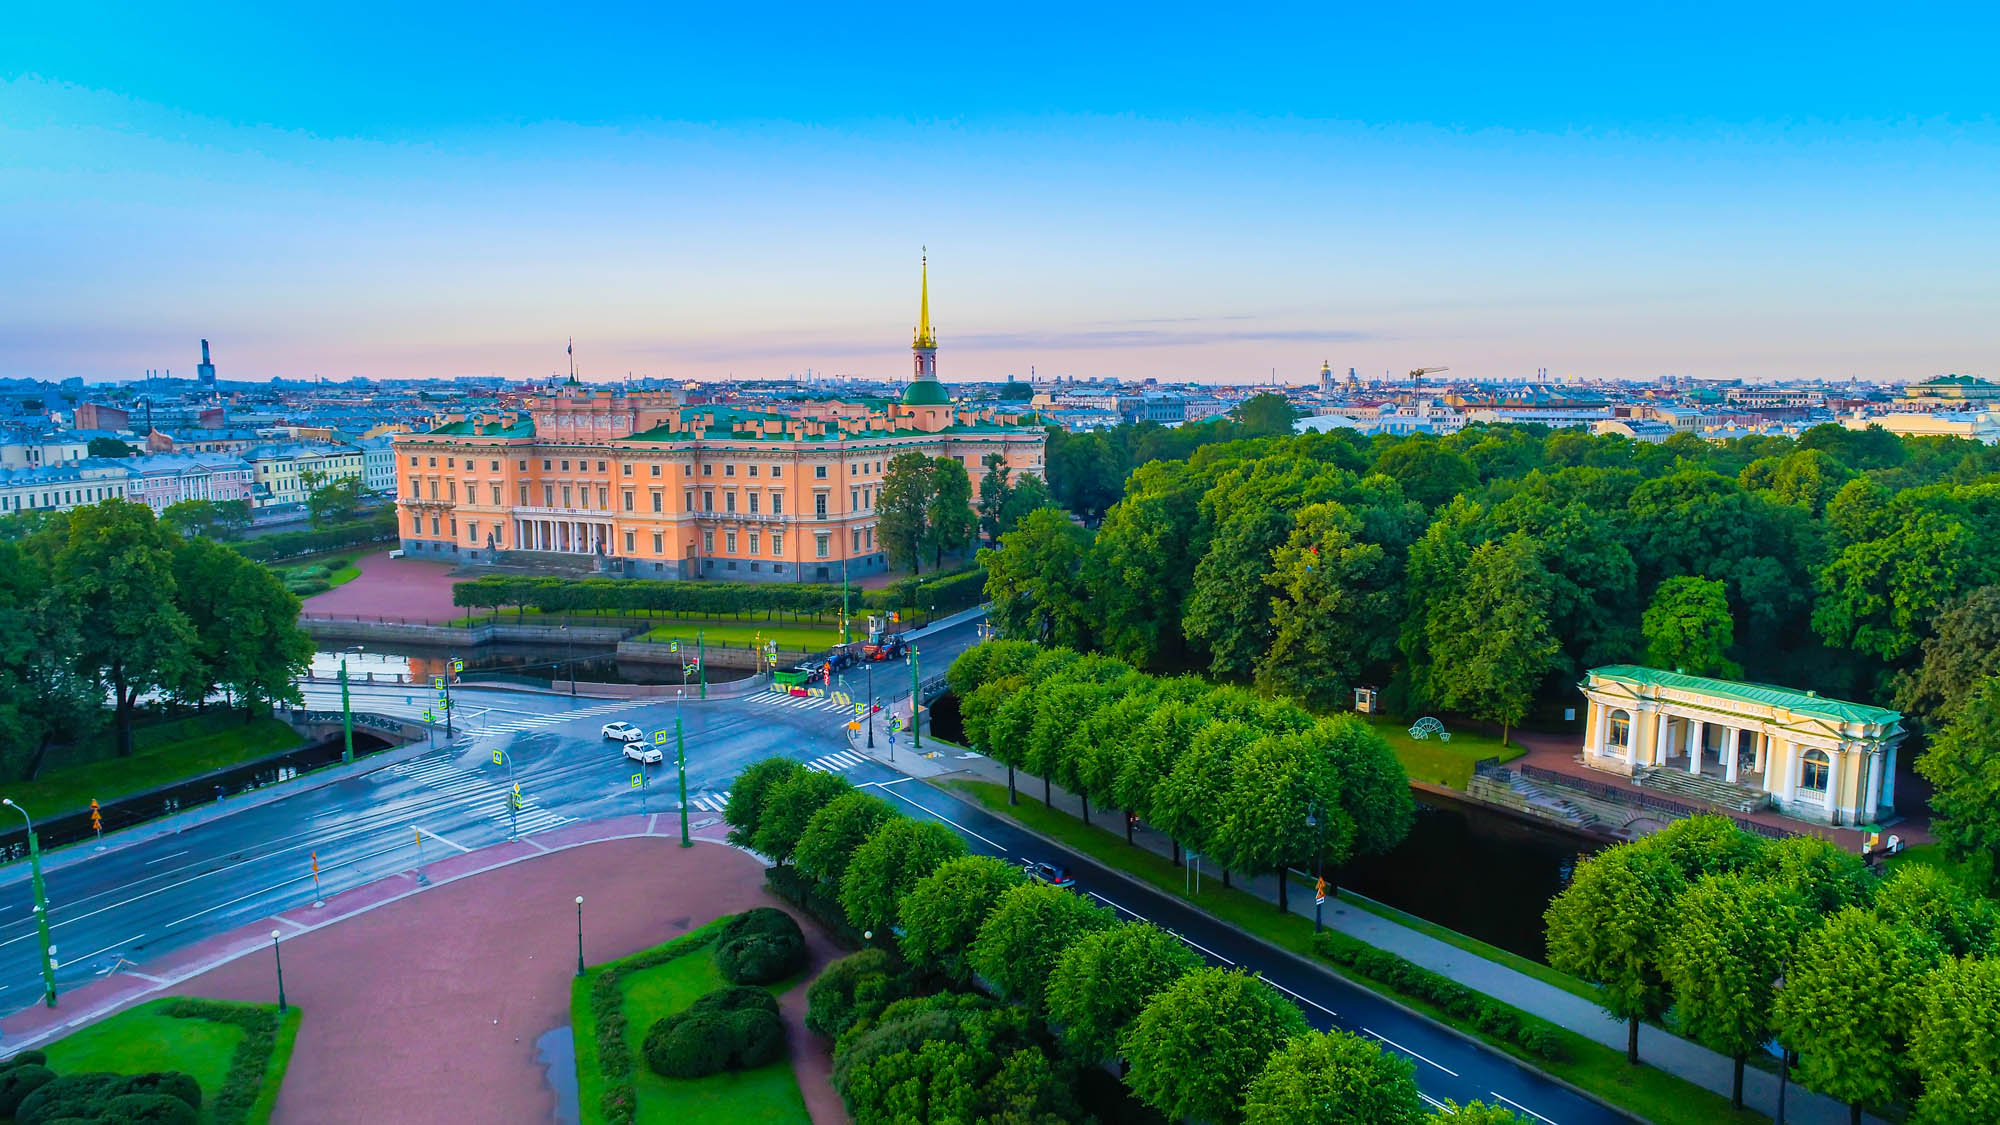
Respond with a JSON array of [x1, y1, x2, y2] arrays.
[[0, 614, 1614, 1123]]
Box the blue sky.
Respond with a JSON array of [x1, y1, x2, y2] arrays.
[[5, 2, 1997, 384]]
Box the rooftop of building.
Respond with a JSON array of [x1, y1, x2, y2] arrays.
[[1586, 664, 1901, 728]]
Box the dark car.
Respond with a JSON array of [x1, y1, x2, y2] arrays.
[[1022, 861, 1076, 888]]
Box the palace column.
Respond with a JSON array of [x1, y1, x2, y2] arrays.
[[1724, 727, 1741, 784], [1779, 738, 1800, 803], [1687, 719, 1706, 775], [1652, 713, 1673, 769], [1590, 701, 1609, 757], [1862, 748, 1884, 822]]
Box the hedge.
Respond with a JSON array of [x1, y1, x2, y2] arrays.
[[240, 511, 398, 562], [1311, 930, 1567, 1061], [861, 565, 984, 616], [714, 908, 808, 985], [585, 922, 725, 1125], [641, 987, 785, 1078], [765, 865, 866, 950], [13, 1071, 201, 1125], [159, 998, 285, 1125], [452, 562, 987, 624]]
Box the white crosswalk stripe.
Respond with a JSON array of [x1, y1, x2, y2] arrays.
[[453, 700, 634, 742], [805, 751, 867, 773], [389, 754, 574, 836], [688, 789, 733, 813]]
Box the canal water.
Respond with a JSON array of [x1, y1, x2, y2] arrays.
[[928, 691, 1591, 962], [310, 643, 757, 688]]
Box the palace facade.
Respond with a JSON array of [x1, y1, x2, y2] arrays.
[[1578, 665, 1903, 827], [392, 260, 1047, 582]]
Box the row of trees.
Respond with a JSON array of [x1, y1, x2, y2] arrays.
[[0, 500, 314, 772], [449, 566, 986, 624], [982, 421, 2000, 732], [1544, 815, 1997, 1121], [729, 754, 1515, 1124], [948, 640, 1415, 911], [875, 452, 978, 574], [1039, 392, 1300, 522]]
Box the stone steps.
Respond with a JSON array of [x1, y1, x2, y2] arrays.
[[1635, 766, 1770, 813]]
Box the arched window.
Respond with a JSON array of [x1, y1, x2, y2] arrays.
[[1608, 709, 1632, 750], [1800, 749, 1831, 794]]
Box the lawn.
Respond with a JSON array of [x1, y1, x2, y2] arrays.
[[638, 619, 842, 652], [6, 715, 302, 817], [942, 778, 1763, 1125], [40, 997, 302, 1125], [1361, 714, 1523, 788], [572, 922, 810, 1125]]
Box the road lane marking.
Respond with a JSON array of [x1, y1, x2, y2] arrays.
[[871, 786, 1006, 851], [142, 851, 189, 865], [1488, 1092, 1558, 1124], [1363, 1028, 1459, 1076], [417, 827, 472, 852]]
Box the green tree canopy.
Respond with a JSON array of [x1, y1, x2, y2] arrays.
[[923, 455, 977, 569], [1254, 502, 1398, 709], [897, 855, 1023, 985], [1544, 842, 1686, 1062], [875, 451, 935, 574], [1123, 967, 1311, 1125], [1641, 575, 1741, 677], [1660, 873, 1809, 1108], [1426, 532, 1560, 745], [967, 881, 1114, 1015], [795, 791, 897, 887], [1241, 1029, 1425, 1125], [1773, 906, 1934, 1120], [979, 507, 1094, 649], [723, 758, 807, 850], [86, 436, 135, 458], [1909, 953, 2000, 1125], [1898, 586, 2000, 728], [1916, 676, 2000, 890], [1045, 921, 1202, 1063], [839, 817, 968, 935], [751, 769, 852, 865]]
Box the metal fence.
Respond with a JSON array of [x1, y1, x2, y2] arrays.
[[1518, 763, 1827, 841]]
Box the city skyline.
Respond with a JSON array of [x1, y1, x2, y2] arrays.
[[7, 3, 1998, 385]]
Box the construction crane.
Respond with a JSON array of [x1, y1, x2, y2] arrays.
[[1409, 366, 1449, 398]]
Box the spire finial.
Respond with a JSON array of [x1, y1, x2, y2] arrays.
[[914, 250, 936, 350]]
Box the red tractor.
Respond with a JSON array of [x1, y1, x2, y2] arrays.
[[860, 615, 908, 661]]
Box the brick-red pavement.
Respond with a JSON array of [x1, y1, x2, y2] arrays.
[[303, 551, 465, 622], [34, 830, 844, 1125]]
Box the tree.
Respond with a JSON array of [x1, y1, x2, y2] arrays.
[[86, 436, 135, 458], [967, 881, 1114, 1015], [995, 472, 1053, 535], [832, 993, 1081, 1123], [976, 451, 1012, 543], [795, 791, 897, 887], [1123, 967, 1311, 1125], [1233, 392, 1297, 438], [1184, 507, 1291, 680], [1813, 507, 1985, 666], [1421, 1103, 1527, 1124], [1641, 576, 1741, 677], [55, 501, 198, 756], [839, 818, 967, 935], [1309, 715, 1415, 857], [1150, 720, 1255, 879], [751, 769, 851, 865], [1373, 438, 1477, 509], [979, 508, 1094, 649], [1216, 732, 1350, 913], [897, 855, 1023, 985], [1045, 922, 1202, 1062], [161, 499, 249, 541], [1428, 532, 1560, 745], [1254, 503, 1397, 709], [1755, 833, 1877, 915], [723, 758, 808, 849], [875, 451, 935, 574], [1084, 461, 1207, 668], [1659, 873, 1808, 1108], [1870, 862, 1997, 957], [1916, 676, 2000, 889], [1897, 586, 2000, 727], [1543, 842, 1686, 1063], [1909, 954, 2000, 1125], [208, 547, 312, 716], [923, 456, 977, 569], [0, 542, 98, 780], [1773, 907, 1933, 1124], [1044, 428, 1124, 522], [1242, 1029, 1425, 1125], [305, 473, 366, 527]]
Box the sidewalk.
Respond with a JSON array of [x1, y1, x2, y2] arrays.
[[924, 751, 1881, 1125]]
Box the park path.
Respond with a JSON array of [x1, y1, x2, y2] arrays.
[[0, 819, 846, 1125], [303, 549, 465, 622]]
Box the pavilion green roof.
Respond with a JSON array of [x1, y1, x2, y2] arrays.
[[1586, 665, 1901, 727]]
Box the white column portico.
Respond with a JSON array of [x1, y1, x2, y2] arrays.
[[1724, 727, 1741, 784], [1687, 719, 1706, 775]]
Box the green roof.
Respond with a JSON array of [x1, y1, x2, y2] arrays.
[[1586, 665, 1901, 728], [424, 418, 534, 437], [901, 379, 953, 406]]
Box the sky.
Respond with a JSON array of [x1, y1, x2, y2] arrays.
[[4, 2, 1998, 386]]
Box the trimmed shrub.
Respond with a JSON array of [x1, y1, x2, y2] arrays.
[[15, 1073, 121, 1125], [716, 909, 807, 985], [0, 1064, 55, 1115], [115, 1072, 201, 1111], [160, 999, 281, 1125], [804, 949, 916, 1041], [12, 1050, 48, 1067], [642, 988, 788, 1078], [1312, 930, 1568, 1062], [101, 1092, 198, 1124]]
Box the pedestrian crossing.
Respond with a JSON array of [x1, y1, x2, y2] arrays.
[[687, 789, 733, 814], [452, 700, 632, 743], [744, 689, 859, 714], [391, 755, 574, 836], [804, 750, 868, 773]]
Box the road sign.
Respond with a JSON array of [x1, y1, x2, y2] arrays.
[[669, 640, 680, 653], [653, 729, 669, 746], [422, 709, 435, 722], [889, 718, 903, 732], [631, 773, 642, 788], [431, 676, 444, 689], [854, 703, 865, 716], [1315, 877, 1327, 905], [848, 722, 860, 732], [452, 659, 465, 673], [491, 749, 503, 765]]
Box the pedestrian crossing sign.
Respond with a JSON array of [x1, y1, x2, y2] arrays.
[[491, 749, 503, 765], [855, 703, 865, 716], [452, 659, 464, 673], [1315, 877, 1327, 905], [653, 729, 669, 746], [889, 718, 903, 732], [432, 676, 444, 689], [670, 640, 680, 653], [631, 773, 642, 788], [423, 709, 434, 722]]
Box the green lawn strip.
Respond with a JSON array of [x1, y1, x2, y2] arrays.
[[11, 716, 302, 817], [942, 778, 1759, 1125], [638, 621, 840, 651], [326, 562, 361, 587], [1330, 888, 1605, 1005], [1360, 714, 1523, 788], [39, 996, 299, 1125], [452, 606, 846, 630]]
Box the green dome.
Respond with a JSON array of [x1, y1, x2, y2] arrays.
[[901, 379, 952, 406]]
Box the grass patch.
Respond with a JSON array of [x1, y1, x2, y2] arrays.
[[1332, 889, 1604, 1006], [942, 777, 1762, 1125], [1361, 714, 1522, 788], [10, 715, 302, 816], [638, 620, 841, 651], [40, 996, 300, 1124], [573, 920, 810, 1125], [1884, 842, 1982, 888]]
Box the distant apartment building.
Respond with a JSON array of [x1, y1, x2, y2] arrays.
[[126, 453, 256, 511], [1845, 410, 2000, 444], [358, 435, 399, 496], [392, 261, 1047, 582], [72, 402, 133, 431], [1898, 374, 2000, 408], [244, 442, 366, 507], [0, 459, 138, 513]]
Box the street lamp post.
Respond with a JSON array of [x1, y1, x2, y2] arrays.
[[866, 659, 876, 749], [697, 629, 707, 700], [338, 644, 364, 764], [271, 929, 288, 1012], [908, 646, 921, 751], [675, 690, 692, 848], [574, 896, 586, 976], [4, 798, 57, 1008], [1308, 804, 1325, 933], [490, 748, 519, 840]]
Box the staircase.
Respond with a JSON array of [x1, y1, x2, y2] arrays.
[[1468, 766, 1601, 833], [1634, 766, 1771, 813], [485, 550, 604, 576]]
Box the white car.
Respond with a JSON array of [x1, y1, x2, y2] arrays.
[[601, 721, 644, 743], [623, 743, 665, 765]]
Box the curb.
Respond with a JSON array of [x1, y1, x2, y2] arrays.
[[919, 777, 1647, 1125]]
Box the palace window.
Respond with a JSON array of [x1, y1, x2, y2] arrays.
[[814, 493, 827, 517], [490, 461, 499, 472], [625, 531, 635, 553], [771, 493, 784, 515], [725, 464, 736, 477], [684, 490, 694, 511], [748, 465, 759, 478], [561, 485, 572, 507], [749, 531, 761, 555], [519, 484, 530, 505], [543, 484, 554, 506], [815, 533, 830, 558], [491, 484, 501, 505], [1608, 709, 1632, 750], [703, 463, 713, 476], [703, 531, 715, 554], [622, 464, 633, 476], [726, 531, 737, 553], [652, 491, 663, 513], [772, 533, 784, 557], [748, 493, 759, 514], [703, 491, 714, 512], [653, 532, 664, 554], [651, 464, 661, 477], [815, 465, 827, 479], [772, 465, 783, 478], [561, 460, 570, 471], [409, 455, 419, 467], [1799, 749, 1831, 795], [623, 491, 634, 511], [597, 461, 607, 472], [725, 492, 736, 513]]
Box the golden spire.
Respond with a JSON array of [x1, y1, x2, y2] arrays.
[[914, 249, 937, 350]]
